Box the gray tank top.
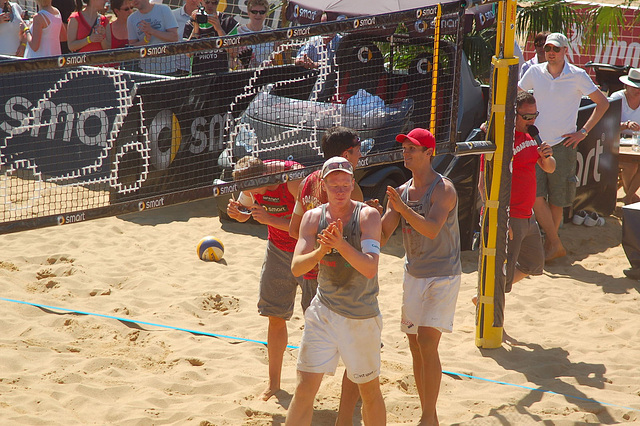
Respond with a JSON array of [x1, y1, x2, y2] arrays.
[[316, 202, 380, 319], [400, 174, 461, 278]]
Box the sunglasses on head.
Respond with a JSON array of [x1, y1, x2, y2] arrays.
[[544, 45, 562, 53], [250, 9, 266, 14], [518, 111, 539, 121], [324, 161, 352, 176]]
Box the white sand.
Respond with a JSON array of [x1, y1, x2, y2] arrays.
[[0, 196, 638, 425]]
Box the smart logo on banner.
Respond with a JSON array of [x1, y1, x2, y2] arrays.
[[292, 4, 317, 21], [0, 68, 134, 185]]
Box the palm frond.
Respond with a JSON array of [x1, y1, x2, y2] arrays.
[[580, 5, 627, 50], [463, 27, 496, 83], [516, 0, 580, 38]]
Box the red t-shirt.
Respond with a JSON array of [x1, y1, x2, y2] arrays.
[[252, 161, 298, 252], [510, 131, 539, 219], [479, 131, 539, 219]]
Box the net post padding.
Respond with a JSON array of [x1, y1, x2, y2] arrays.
[[475, 0, 520, 350]]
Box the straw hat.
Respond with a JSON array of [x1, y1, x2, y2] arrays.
[[620, 68, 640, 89]]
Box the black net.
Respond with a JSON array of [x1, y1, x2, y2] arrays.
[[0, 1, 464, 233]]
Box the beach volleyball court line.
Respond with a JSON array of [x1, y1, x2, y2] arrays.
[[2, 296, 639, 413], [1, 296, 298, 349]]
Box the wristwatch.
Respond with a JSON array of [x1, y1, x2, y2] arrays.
[[579, 128, 588, 136]]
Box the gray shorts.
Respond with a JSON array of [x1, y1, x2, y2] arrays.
[[536, 143, 578, 207], [506, 216, 544, 292], [258, 241, 305, 320]]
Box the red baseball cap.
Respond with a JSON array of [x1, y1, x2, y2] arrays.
[[396, 128, 435, 149]]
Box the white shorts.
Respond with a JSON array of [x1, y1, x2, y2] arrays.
[[297, 297, 382, 384], [401, 272, 461, 334]]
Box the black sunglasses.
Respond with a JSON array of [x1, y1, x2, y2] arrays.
[[518, 111, 539, 121], [203, 0, 218, 4], [250, 9, 266, 14], [544, 45, 562, 53]]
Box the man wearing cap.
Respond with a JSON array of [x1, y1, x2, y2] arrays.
[[288, 126, 365, 425], [519, 32, 609, 262], [287, 157, 385, 425], [380, 128, 461, 426]]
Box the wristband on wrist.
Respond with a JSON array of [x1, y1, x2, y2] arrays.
[[143, 35, 149, 43], [20, 42, 26, 47], [86, 35, 91, 43]]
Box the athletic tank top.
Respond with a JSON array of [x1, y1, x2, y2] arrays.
[[25, 10, 62, 58], [316, 202, 380, 319], [300, 170, 327, 211], [110, 27, 128, 49], [70, 11, 107, 52], [400, 175, 461, 278]]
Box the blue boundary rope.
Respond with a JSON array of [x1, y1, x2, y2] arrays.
[[2, 296, 639, 413]]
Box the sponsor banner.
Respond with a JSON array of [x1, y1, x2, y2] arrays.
[[573, 98, 621, 216], [0, 185, 215, 234], [286, 1, 462, 36], [0, 67, 139, 183]]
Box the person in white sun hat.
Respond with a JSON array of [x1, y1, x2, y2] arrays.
[[610, 68, 640, 204]]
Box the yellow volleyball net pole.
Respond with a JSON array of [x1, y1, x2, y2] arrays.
[[430, 3, 442, 145], [475, 0, 520, 349]]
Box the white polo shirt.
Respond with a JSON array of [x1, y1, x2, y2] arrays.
[[519, 61, 598, 146]]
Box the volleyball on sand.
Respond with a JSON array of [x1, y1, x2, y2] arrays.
[[197, 236, 225, 261]]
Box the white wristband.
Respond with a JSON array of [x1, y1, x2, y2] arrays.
[[293, 199, 304, 216], [361, 239, 380, 255]]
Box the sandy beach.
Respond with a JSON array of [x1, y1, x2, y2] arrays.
[[0, 195, 639, 425]]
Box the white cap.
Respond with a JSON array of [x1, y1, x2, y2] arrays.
[[321, 156, 353, 179], [545, 33, 569, 48]]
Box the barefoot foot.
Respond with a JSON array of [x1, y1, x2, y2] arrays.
[[545, 243, 566, 262], [260, 386, 281, 401]]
